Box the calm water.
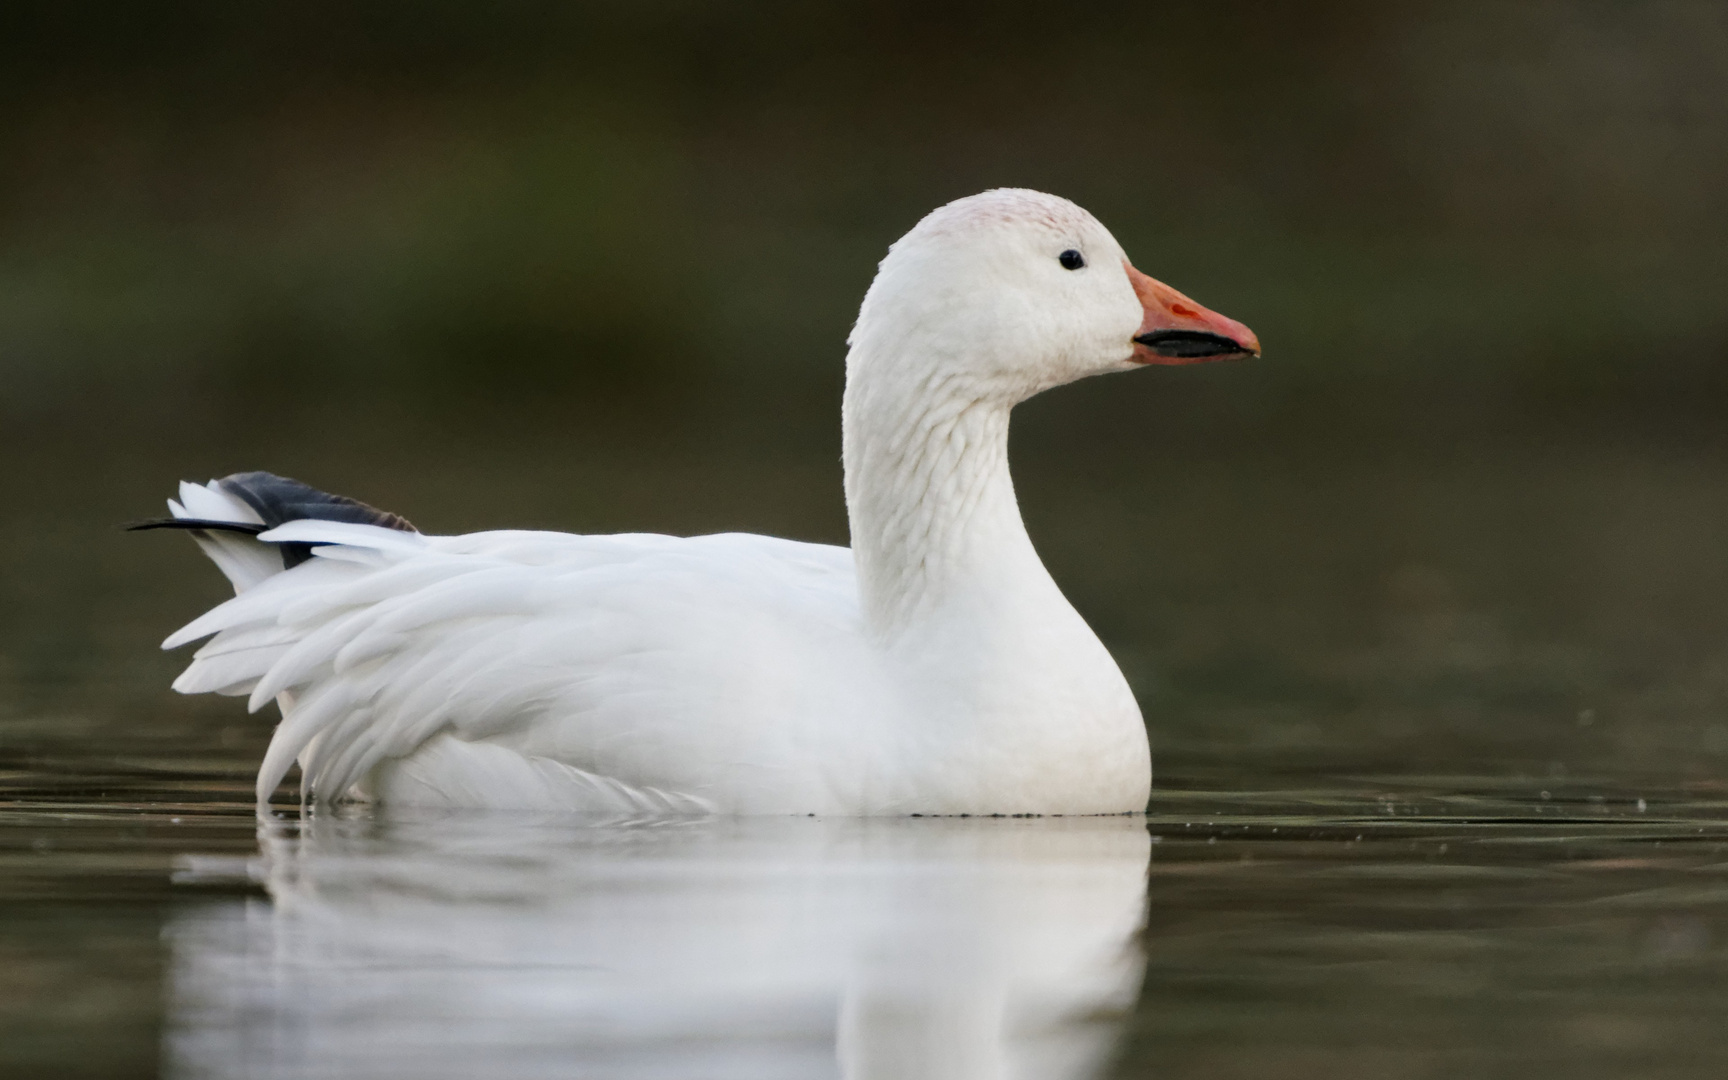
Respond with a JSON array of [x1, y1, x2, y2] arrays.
[[6, 762, 1728, 1078], [5, 426, 1728, 1077]]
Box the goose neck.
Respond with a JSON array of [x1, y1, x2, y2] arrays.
[[842, 369, 1044, 639]]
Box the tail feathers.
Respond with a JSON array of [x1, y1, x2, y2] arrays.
[[134, 472, 418, 594]]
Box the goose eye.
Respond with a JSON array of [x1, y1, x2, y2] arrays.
[[1058, 249, 1085, 271]]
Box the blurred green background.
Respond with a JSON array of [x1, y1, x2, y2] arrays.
[[3, 0, 1728, 781]]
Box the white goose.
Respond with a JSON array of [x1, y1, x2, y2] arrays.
[[144, 189, 1258, 816]]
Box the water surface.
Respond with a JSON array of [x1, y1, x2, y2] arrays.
[[7, 749, 1728, 1079]]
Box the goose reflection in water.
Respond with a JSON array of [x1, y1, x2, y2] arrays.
[[166, 814, 1149, 1080]]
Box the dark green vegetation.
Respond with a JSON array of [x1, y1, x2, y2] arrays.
[[3, 2, 1727, 1077]]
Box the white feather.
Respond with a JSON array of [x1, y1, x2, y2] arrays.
[[175, 481, 264, 525], [259, 520, 429, 554]]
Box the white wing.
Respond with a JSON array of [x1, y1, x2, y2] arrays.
[[165, 523, 869, 810]]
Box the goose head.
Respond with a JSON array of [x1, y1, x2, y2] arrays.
[[847, 188, 1259, 405]]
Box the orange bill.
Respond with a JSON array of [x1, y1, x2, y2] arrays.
[[1126, 263, 1260, 365]]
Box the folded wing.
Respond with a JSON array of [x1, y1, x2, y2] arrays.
[[165, 520, 861, 808]]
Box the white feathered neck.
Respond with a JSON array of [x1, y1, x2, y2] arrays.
[[842, 360, 1042, 640]]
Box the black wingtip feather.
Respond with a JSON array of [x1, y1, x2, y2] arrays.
[[217, 472, 416, 534], [125, 518, 268, 535], [131, 472, 416, 570]]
